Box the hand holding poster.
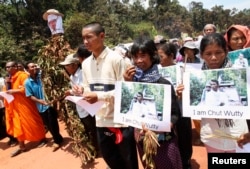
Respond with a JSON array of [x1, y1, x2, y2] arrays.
[[114, 81, 171, 132], [182, 67, 250, 119]]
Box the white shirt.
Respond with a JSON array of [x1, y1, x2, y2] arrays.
[[82, 47, 127, 127], [205, 89, 228, 106], [0, 77, 5, 109], [234, 58, 248, 68], [70, 68, 89, 118], [201, 118, 248, 151], [132, 101, 148, 118], [131, 100, 158, 120]]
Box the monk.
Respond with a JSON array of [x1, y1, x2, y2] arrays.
[[3, 61, 46, 157]]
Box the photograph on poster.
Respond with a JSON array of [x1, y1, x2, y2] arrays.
[[190, 68, 247, 106], [228, 47, 250, 68], [114, 81, 171, 132], [159, 65, 177, 88], [182, 67, 250, 119]]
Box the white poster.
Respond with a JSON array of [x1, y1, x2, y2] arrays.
[[158, 63, 202, 88], [0, 92, 14, 103], [182, 67, 250, 119], [65, 96, 105, 116], [114, 81, 172, 132]]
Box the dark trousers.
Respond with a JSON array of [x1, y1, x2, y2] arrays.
[[40, 107, 63, 144], [176, 117, 193, 169], [0, 108, 7, 139], [97, 127, 138, 169], [80, 115, 99, 152], [0, 108, 17, 141]]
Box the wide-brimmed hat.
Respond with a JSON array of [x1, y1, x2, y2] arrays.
[[59, 54, 79, 66], [43, 9, 64, 20], [183, 36, 193, 42], [179, 41, 199, 56]]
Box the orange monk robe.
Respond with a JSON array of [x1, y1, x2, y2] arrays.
[[4, 71, 45, 142]]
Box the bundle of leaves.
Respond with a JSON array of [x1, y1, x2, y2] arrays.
[[37, 34, 96, 164]]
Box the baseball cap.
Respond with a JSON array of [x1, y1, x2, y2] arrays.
[[59, 54, 79, 65]]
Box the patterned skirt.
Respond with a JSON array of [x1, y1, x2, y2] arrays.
[[136, 136, 183, 169]]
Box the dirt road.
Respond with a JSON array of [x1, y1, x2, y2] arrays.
[[0, 121, 207, 169]]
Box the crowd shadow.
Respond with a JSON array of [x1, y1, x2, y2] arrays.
[[191, 159, 201, 169], [192, 128, 204, 147], [191, 123, 206, 169], [0, 137, 10, 150]]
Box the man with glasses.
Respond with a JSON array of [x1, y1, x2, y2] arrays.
[[3, 61, 46, 157]]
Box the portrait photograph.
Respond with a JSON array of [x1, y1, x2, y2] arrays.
[[182, 67, 250, 119], [114, 81, 172, 132], [228, 47, 250, 68]]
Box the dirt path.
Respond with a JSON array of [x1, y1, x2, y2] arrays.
[[0, 121, 207, 169]]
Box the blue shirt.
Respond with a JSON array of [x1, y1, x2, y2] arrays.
[[25, 76, 49, 113]]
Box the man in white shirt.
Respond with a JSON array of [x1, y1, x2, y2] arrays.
[[130, 92, 158, 120], [234, 53, 248, 68], [60, 53, 99, 154], [131, 92, 148, 118], [73, 22, 138, 169], [205, 79, 227, 106]]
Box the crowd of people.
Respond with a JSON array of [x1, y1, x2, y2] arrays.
[[1, 8, 250, 169]]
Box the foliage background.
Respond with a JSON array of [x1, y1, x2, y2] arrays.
[[1, 0, 250, 74]]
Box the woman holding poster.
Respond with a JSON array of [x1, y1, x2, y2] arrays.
[[199, 33, 249, 153], [158, 43, 193, 169], [123, 36, 182, 169]]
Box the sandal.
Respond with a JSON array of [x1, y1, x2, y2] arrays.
[[37, 138, 47, 148], [10, 148, 26, 157], [52, 143, 61, 152]]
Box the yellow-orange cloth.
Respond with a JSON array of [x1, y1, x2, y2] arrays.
[[4, 71, 45, 141]]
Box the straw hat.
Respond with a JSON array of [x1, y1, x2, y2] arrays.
[[179, 41, 199, 56], [43, 9, 64, 20]]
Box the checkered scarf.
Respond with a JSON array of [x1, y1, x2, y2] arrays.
[[133, 64, 161, 82]]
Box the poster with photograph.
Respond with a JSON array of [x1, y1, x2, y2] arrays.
[[114, 81, 172, 132], [158, 63, 202, 89], [228, 47, 250, 68], [182, 67, 250, 119], [176, 63, 202, 85], [159, 65, 177, 88]]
